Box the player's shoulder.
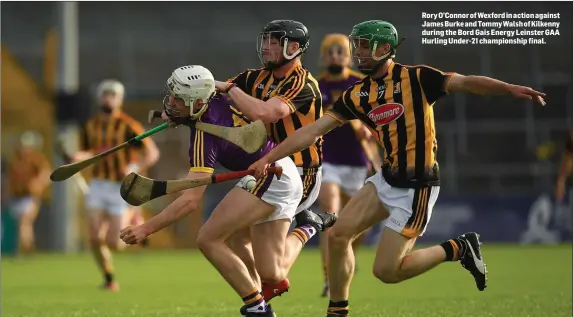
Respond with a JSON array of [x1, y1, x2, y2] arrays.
[[289, 63, 311, 79], [201, 94, 235, 125], [398, 63, 448, 74], [118, 112, 141, 124], [118, 112, 145, 131], [332, 76, 369, 107], [241, 68, 265, 77], [348, 69, 366, 80], [347, 74, 370, 89], [299, 67, 322, 90], [85, 113, 102, 124], [228, 68, 264, 82]]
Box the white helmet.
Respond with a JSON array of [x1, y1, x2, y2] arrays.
[[20, 130, 43, 149], [97, 79, 125, 98], [165, 65, 216, 120]]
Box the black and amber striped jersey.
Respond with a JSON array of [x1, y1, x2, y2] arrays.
[[7, 149, 50, 197], [227, 60, 323, 169], [80, 112, 150, 182], [326, 62, 454, 189]]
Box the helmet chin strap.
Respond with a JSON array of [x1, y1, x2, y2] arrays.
[[163, 97, 202, 127], [189, 103, 208, 120], [264, 38, 303, 71], [359, 41, 393, 75]]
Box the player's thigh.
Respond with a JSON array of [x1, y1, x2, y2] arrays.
[[318, 182, 341, 214], [339, 190, 371, 240], [340, 191, 352, 212], [198, 188, 276, 244], [250, 218, 291, 279], [105, 214, 124, 240], [86, 210, 107, 239], [373, 227, 418, 275], [200, 158, 301, 243], [368, 173, 440, 268], [330, 182, 388, 241]]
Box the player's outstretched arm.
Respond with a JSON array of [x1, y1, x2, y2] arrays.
[[448, 73, 546, 106], [249, 116, 340, 178], [215, 81, 291, 123], [120, 171, 208, 245]]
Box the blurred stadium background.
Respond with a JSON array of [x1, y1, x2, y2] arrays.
[[1, 2, 572, 317]]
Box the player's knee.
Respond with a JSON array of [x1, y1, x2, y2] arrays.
[[372, 265, 401, 284], [88, 236, 102, 248], [105, 237, 119, 251], [328, 225, 352, 247], [197, 230, 219, 255]]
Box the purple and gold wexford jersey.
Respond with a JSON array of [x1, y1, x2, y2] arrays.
[[187, 95, 276, 196], [318, 70, 367, 167]]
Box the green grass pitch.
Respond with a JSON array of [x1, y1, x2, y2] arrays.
[[2, 245, 571, 316]]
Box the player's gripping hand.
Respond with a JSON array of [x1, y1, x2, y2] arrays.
[[249, 159, 271, 180], [508, 85, 546, 106], [214, 80, 229, 93], [119, 225, 150, 245], [161, 110, 180, 128]]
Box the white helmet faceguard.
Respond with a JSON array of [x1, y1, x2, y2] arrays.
[[163, 65, 216, 121]]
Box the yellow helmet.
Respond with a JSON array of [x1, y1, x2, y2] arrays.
[[320, 34, 351, 59]]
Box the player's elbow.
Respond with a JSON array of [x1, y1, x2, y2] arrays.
[[256, 98, 292, 123], [260, 110, 289, 124], [452, 75, 511, 95]]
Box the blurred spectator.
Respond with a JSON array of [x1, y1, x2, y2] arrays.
[[555, 127, 573, 203], [5, 131, 51, 255]]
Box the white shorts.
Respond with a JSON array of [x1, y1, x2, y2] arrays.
[[365, 171, 440, 238], [9, 196, 37, 219], [235, 157, 303, 224], [85, 180, 129, 216], [322, 162, 368, 196], [296, 166, 322, 213]]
